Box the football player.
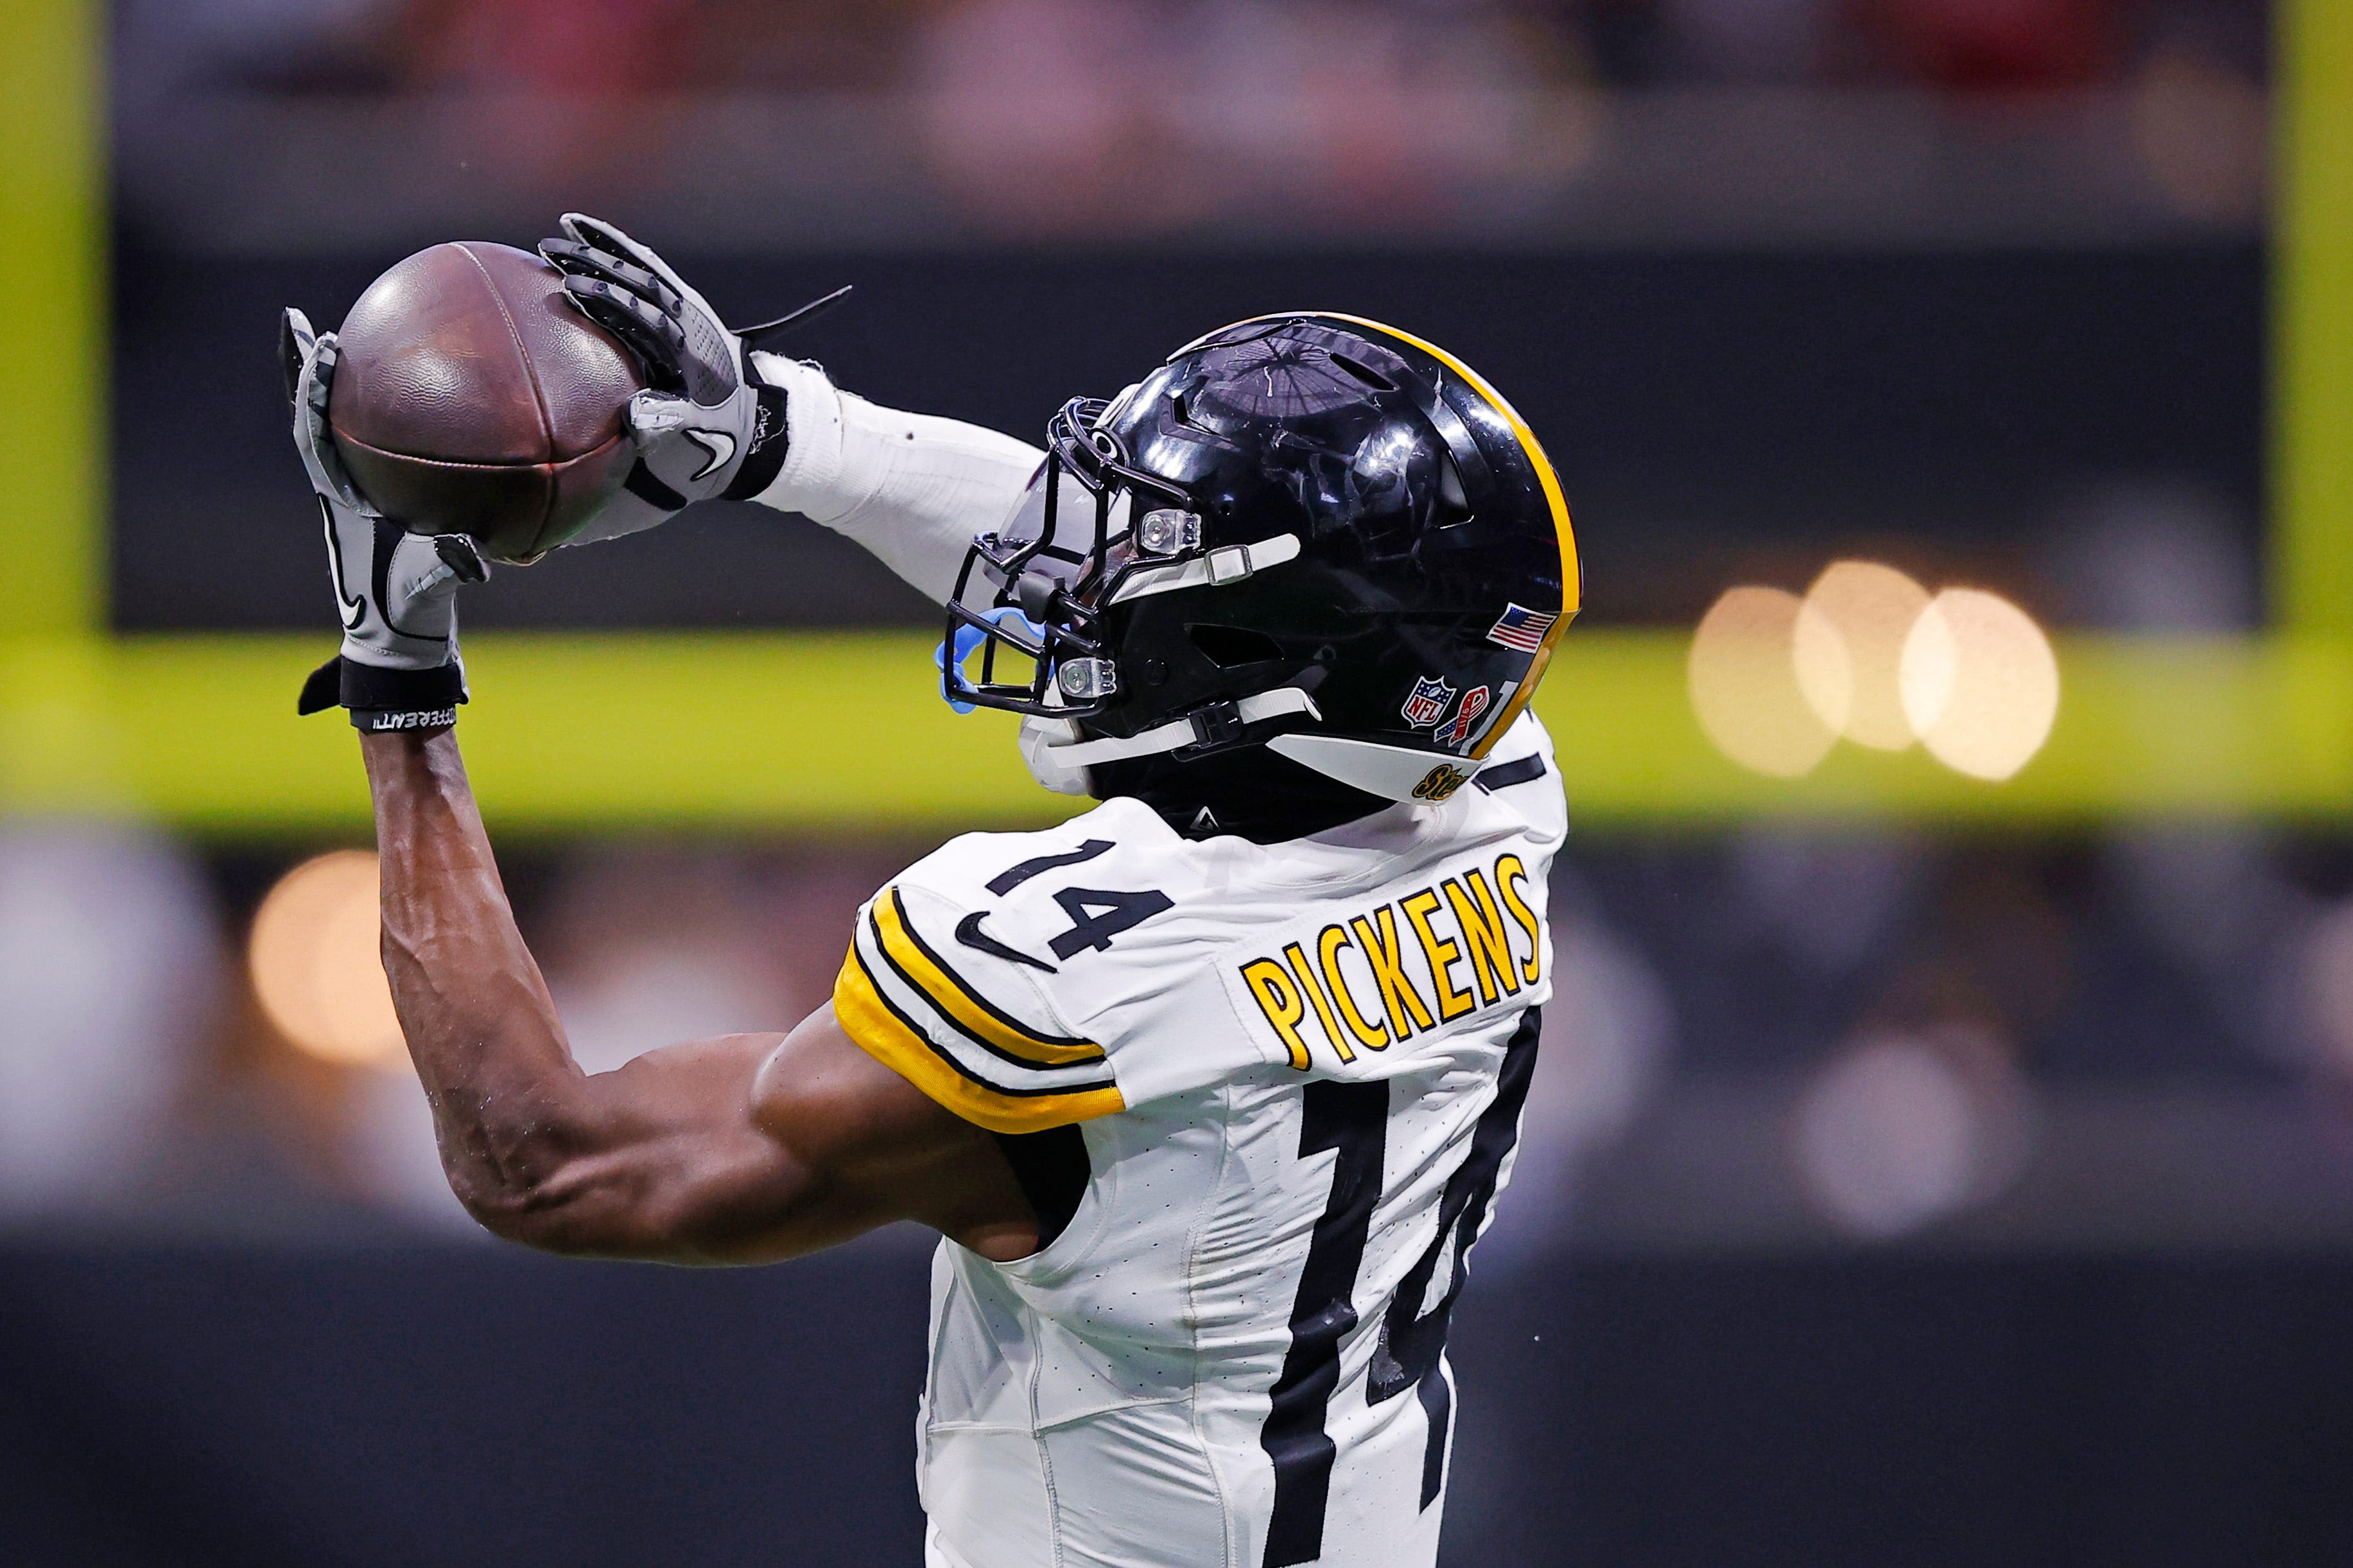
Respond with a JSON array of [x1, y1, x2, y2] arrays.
[[280, 214, 1579, 1568]]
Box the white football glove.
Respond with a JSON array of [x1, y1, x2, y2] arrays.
[[282, 307, 487, 731], [539, 214, 847, 535]]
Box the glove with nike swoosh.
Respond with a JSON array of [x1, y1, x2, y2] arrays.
[[282, 307, 487, 732], [539, 214, 821, 531]]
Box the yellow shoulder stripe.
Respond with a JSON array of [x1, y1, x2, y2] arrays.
[[871, 888, 1107, 1067], [833, 949, 1125, 1135]]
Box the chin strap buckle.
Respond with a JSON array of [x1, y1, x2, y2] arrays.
[[1041, 686, 1324, 769], [1184, 700, 1246, 751]]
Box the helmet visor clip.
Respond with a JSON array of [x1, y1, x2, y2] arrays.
[[1135, 508, 1202, 558], [1056, 657, 1120, 702]]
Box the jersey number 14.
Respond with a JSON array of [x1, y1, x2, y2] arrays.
[[1256, 1010, 1541, 1568]]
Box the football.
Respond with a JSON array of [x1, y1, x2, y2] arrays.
[[326, 241, 645, 561]]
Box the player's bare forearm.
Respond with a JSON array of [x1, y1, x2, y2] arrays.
[[361, 726, 711, 1254], [361, 727, 571, 1133], [358, 728, 1039, 1265]]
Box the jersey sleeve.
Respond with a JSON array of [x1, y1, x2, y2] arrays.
[[742, 353, 1043, 606], [831, 803, 1278, 1132], [834, 857, 1127, 1135]]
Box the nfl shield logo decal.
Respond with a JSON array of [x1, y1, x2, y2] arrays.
[[1401, 675, 1454, 728]]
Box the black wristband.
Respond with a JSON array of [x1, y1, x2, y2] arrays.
[[298, 654, 467, 725], [722, 381, 792, 502], [351, 706, 459, 733]]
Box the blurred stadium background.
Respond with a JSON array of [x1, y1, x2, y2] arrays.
[[5, 0, 2352, 1562]]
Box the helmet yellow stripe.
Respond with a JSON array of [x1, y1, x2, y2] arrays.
[[1230, 313, 1581, 759]]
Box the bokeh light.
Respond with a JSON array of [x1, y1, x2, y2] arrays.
[[2304, 899, 2353, 1078], [1793, 1031, 1983, 1239], [2131, 49, 2268, 227], [248, 850, 407, 1071], [0, 825, 219, 1210], [1793, 1021, 2037, 1241], [1900, 589, 2062, 782], [1800, 561, 1932, 749], [1689, 586, 1850, 778]]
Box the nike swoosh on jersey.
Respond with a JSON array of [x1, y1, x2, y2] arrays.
[[1472, 753, 1547, 792], [871, 890, 1100, 1067], [956, 911, 1056, 973]]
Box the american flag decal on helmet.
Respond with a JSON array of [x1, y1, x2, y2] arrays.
[[1485, 603, 1558, 653]]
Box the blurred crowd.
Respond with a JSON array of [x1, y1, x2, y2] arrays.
[[121, 0, 2266, 97], [8, 813, 2353, 1254], [114, 0, 2270, 246]]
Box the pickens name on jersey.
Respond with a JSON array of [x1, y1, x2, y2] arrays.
[[1233, 852, 1545, 1072]]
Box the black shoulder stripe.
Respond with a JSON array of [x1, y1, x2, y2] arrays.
[[851, 941, 1116, 1099], [865, 907, 1101, 1077], [885, 890, 1094, 1049], [1475, 754, 1547, 793], [986, 838, 1116, 895]]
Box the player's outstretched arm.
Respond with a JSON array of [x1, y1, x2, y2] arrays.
[[281, 291, 1038, 1266], [738, 349, 1043, 604], [535, 214, 1041, 602], [360, 727, 1043, 1264]]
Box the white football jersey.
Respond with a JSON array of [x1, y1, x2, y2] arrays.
[[833, 714, 1566, 1568]]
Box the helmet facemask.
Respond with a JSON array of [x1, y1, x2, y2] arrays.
[[945, 396, 1194, 722]]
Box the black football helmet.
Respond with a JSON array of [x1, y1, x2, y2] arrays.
[[944, 313, 1579, 804]]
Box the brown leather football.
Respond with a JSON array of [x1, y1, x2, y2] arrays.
[[327, 241, 645, 562]]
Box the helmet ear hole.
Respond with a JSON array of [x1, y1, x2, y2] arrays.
[[1187, 623, 1285, 668]]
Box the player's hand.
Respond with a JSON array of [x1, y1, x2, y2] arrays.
[[283, 307, 486, 730], [538, 214, 794, 510]]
